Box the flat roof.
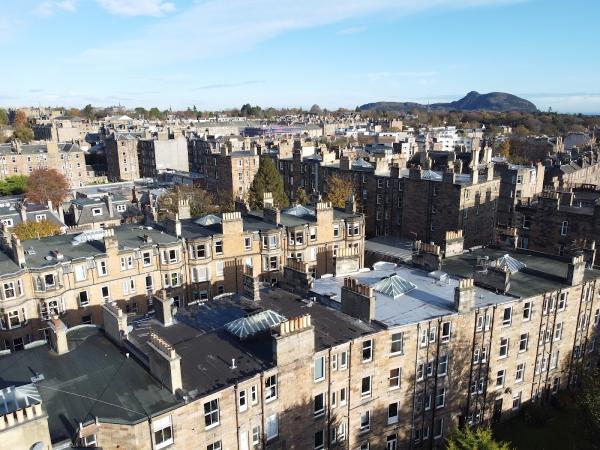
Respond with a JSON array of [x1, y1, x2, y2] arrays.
[[0, 327, 180, 445], [311, 265, 509, 328], [443, 248, 600, 298], [128, 287, 376, 399]]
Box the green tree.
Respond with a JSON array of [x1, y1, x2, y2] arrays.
[[248, 157, 289, 208], [446, 427, 512, 450], [0, 108, 8, 126], [324, 174, 356, 209], [12, 125, 34, 143], [82, 104, 94, 120], [0, 176, 28, 195], [148, 107, 165, 120], [12, 219, 61, 241], [579, 368, 600, 434], [158, 185, 216, 218], [294, 187, 310, 205], [26, 168, 70, 206]]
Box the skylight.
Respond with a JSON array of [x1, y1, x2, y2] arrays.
[[194, 214, 222, 226], [225, 310, 286, 339], [493, 254, 526, 274], [372, 275, 417, 298], [284, 205, 314, 217]]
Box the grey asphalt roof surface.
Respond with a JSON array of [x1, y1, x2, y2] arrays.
[[0, 327, 180, 445]]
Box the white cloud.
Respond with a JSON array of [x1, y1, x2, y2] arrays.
[[73, 0, 519, 68], [97, 0, 176, 17], [34, 0, 78, 16]]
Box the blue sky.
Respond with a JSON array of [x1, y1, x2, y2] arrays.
[[1, 0, 599, 113]]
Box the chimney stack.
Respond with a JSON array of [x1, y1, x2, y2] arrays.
[[454, 278, 475, 313]]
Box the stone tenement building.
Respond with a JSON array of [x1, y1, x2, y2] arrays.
[[104, 132, 141, 181], [137, 136, 189, 178], [188, 137, 260, 198], [0, 195, 363, 350], [493, 162, 545, 228], [498, 187, 600, 266], [0, 141, 88, 188], [279, 150, 500, 248], [544, 148, 600, 189], [0, 232, 599, 449]]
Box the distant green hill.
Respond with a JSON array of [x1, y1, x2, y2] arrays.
[[360, 91, 538, 113]]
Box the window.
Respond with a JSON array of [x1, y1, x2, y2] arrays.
[[519, 333, 528, 352], [433, 417, 444, 439], [390, 332, 403, 355], [560, 221, 568, 236], [550, 350, 559, 369], [523, 301, 532, 321], [116, 204, 127, 213], [554, 322, 563, 341], [92, 207, 102, 216], [502, 307, 512, 326], [74, 264, 87, 281], [239, 389, 247, 412], [78, 291, 89, 307], [496, 369, 506, 387], [97, 260, 107, 276], [499, 337, 509, 358], [340, 351, 348, 369], [435, 387, 446, 408], [204, 399, 220, 429], [362, 339, 373, 362], [0, 218, 13, 227], [142, 251, 152, 266], [244, 236, 252, 251], [314, 393, 325, 416], [309, 227, 317, 241], [248, 385, 258, 405], [552, 376, 560, 394], [207, 442, 221, 450], [120, 255, 133, 270], [389, 368, 400, 389], [82, 434, 97, 447], [441, 321, 451, 342], [361, 376, 372, 397], [340, 388, 346, 406], [515, 363, 525, 382], [388, 402, 399, 424], [314, 430, 324, 450], [101, 286, 110, 301], [512, 392, 522, 410], [420, 328, 428, 347], [360, 411, 371, 431], [438, 354, 448, 376], [215, 240, 223, 254], [331, 354, 338, 371], [558, 292, 567, 310], [263, 255, 278, 271], [153, 416, 173, 450], [265, 375, 277, 401], [333, 224, 339, 237], [266, 414, 278, 441], [215, 261, 225, 277], [314, 356, 325, 381], [252, 426, 261, 447]]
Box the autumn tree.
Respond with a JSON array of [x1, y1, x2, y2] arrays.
[[498, 140, 511, 158], [14, 110, 27, 126], [12, 220, 61, 240], [25, 168, 70, 207], [248, 157, 289, 209], [446, 427, 512, 450], [324, 174, 356, 208], [294, 187, 310, 205]]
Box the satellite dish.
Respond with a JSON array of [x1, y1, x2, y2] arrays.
[[31, 443, 45, 450]]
